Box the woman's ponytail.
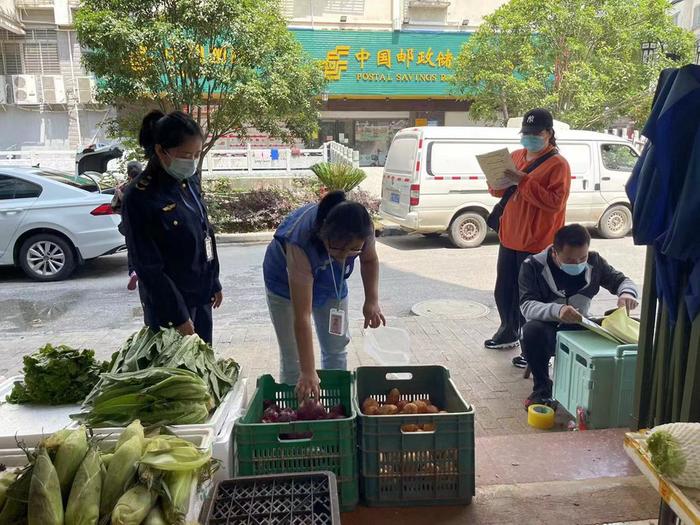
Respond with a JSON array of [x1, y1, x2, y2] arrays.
[[315, 190, 346, 230], [138, 110, 165, 158]]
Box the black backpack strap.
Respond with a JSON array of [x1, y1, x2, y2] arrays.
[[523, 148, 559, 174]]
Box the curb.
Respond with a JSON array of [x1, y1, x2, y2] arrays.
[[216, 232, 274, 244], [215, 224, 407, 244]]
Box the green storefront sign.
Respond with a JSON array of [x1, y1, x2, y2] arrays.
[[291, 29, 470, 97]]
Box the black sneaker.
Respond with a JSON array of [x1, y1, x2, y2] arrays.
[[512, 354, 528, 368], [484, 338, 520, 350], [524, 394, 555, 411]]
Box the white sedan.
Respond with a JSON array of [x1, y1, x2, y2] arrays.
[[0, 167, 126, 281]]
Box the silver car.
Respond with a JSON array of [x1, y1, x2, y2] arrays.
[[0, 167, 126, 281]]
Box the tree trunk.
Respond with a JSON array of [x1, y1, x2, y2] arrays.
[[500, 96, 510, 126]]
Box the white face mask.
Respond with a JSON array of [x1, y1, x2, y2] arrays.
[[164, 151, 196, 181]]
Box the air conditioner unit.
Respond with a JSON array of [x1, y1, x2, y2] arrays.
[[76, 76, 97, 104], [41, 75, 67, 104], [12, 75, 40, 105], [0, 77, 7, 105]]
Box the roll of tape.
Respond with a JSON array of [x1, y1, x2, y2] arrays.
[[528, 404, 555, 430]]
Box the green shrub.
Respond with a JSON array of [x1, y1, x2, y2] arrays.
[[311, 162, 366, 191]]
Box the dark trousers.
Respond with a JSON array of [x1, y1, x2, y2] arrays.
[[521, 321, 582, 397], [493, 245, 533, 342], [145, 303, 213, 345]]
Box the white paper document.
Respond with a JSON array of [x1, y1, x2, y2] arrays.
[[475, 148, 517, 190]]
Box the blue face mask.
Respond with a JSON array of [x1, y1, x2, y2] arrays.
[[164, 152, 196, 181], [560, 262, 587, 276], [520, 135, 546, 153]]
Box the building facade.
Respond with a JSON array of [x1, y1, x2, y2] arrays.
[[283, 0, 505, 166], [671, 0, 700, 63], [0, 0, 107, 152]]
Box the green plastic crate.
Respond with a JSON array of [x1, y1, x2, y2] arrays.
[[234, 370, 358, 512], [354, 365, 475, 507], [555, 332, 638, 429]]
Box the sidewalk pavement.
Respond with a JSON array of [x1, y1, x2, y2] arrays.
[[0, 305, 570, 437]]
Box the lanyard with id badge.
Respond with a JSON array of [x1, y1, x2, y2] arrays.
[[182, 181, 214, 262], [328, 256, 346, 336]]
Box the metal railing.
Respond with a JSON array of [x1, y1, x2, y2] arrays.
[[201, 145, 328, 177], [0, 144, 339, 177], [327, 141, 360, 168]]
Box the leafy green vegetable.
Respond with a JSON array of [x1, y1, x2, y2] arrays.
[[108, 328, 239, 405], [7, 344, 107, 405], [75, 368, 212, 427]]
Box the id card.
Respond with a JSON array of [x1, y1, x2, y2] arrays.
[[329, 308, 345, 336], [204, 234, 214, 262]]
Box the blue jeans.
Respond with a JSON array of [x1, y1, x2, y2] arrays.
[[266, 289, 350, 385]]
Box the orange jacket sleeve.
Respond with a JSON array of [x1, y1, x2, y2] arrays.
[[516, 158, 570, 213], [488, 186, 505, 198]]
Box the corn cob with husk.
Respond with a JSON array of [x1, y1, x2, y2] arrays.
[[100, 453, 114, 468], [115, 420, 145, 451], [0, 465, 32, 524], [53, 426, 88, 500], [163, 471, 194, 524], [27, 447, 63, 525], [143, 504, 167, 525], [65, 445, 103, 525], [0, 470, 17, 511], [100, 434, 143, 518], [111, 484, 157, 525], [140, 435, 211, 472]]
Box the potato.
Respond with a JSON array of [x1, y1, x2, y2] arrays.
[[362, 398, 379, 413], [365, 405, 379, 416], [387, 388, 401, 406], [401, 424, 419, 433], [377, 404, 399, 415], [396, 399, 408, 412], [401, 402, 418, 414], [414, 400, 428, 414], [426, 405, 439, 414], [421, 423, 436, 432]]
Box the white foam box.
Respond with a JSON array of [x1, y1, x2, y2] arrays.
[[0, 376, 80, 448], [0, 427, 214, 523]]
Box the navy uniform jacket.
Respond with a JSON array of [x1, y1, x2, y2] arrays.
[[122, 159, 221, 328]]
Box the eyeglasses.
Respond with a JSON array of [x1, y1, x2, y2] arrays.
[[328, 244, 364, 257]]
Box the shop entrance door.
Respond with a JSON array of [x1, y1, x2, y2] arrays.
[[355, 119, 409, 167], [319, 120, 355, 149]]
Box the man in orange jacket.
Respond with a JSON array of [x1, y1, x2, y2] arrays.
[[485, 109, 571, 370]]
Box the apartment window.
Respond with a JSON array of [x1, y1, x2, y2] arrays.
[[23, 42, 60, 74], [0, 42, 22, 75], [672, 12, 680, 26], [0, 28, 60, 75], [694, 5, 700, 28]]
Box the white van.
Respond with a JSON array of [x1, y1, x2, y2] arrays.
[[379, 126, 638, 248]]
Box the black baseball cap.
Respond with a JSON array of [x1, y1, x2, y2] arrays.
[[520, 108, 554, 134]]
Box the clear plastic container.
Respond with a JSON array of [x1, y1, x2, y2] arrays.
[[362, 326, 411, 366]]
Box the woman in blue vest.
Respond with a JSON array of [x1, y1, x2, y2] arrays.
[[263, 191, 385, 399]]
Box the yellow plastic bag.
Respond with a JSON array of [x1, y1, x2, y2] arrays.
[[602, 307, 640, 344]]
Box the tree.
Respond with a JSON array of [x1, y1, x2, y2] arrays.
[[75, 0, 325, 161], [451, 0, 696, 129]]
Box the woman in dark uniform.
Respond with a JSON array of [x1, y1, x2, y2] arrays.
[[122, 111, 223, 344]]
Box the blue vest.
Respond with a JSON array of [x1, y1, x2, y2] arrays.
[[263, 203, 357, 308]]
